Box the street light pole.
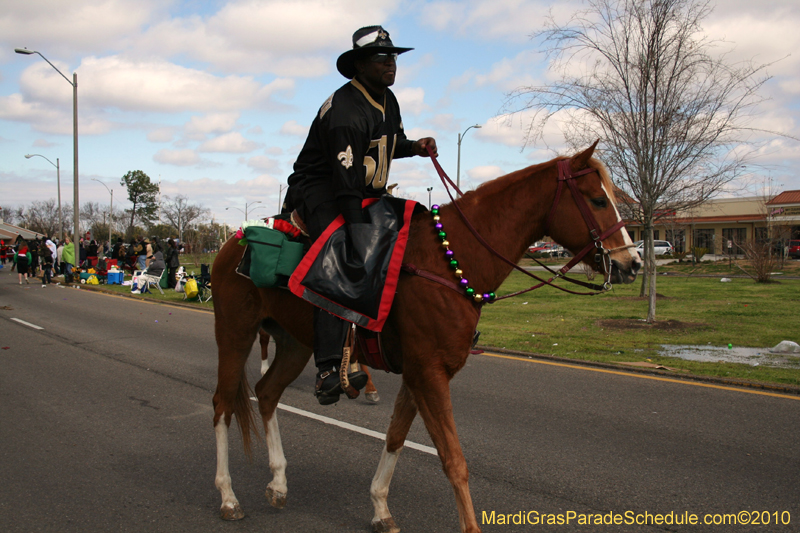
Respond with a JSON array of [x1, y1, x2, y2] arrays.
[[226, 200, 264, 221], [24, 154, 62, 242], [278, 184, 287, 212], [15, 48, 79, 249], [457, 124, 482, 191], [427, 187, 433, 209], [92, 178, 113, 248]]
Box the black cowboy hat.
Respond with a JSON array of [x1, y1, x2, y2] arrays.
[[336, 25, 413, 79]]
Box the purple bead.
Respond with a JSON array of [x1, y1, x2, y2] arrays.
[[459, 278, 469, 287], [435, 223, 443, 230], [431, 204, 439, 210], [483, 293, 491, 300], [445, 249, 454, 257]]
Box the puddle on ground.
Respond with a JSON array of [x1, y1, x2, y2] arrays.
[[659, 345, 800, 369]]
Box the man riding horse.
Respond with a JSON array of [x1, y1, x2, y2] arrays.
[[285, 26, 438, 405]]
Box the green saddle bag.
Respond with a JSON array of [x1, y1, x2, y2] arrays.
[[240, 226, 304, 288]]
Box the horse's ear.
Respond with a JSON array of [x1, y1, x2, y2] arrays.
[[571, 139, 599, 169]]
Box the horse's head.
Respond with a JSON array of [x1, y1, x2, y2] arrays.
[[546, 142, 641, 286]]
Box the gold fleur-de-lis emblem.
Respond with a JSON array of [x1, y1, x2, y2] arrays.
[[338, 145, 354, 169], [378, 30, 388, 40]]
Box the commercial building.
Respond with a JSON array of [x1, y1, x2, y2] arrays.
[[623, 191, 800, 254]]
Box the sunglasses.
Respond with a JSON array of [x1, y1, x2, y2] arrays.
[[369, 53, 398, 63]]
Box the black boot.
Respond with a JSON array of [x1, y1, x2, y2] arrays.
[[315, 366, 368, 405], [313, 309, 367, 405]]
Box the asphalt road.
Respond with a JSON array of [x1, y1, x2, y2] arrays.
[[1, 268, 799, 532]]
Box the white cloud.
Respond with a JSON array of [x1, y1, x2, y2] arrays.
[[136, 0, 400, 76], [0, 92, 113, 135], [147, 127, 177, 143], [1, 0, 165, 57], [186, 113, 241, 136], [153, 149, 201, 167], [280, 120, 309, 137], [395, 87, 429, 116], [17, 56, 294, 115], [199, 132, 260, 153], [243, 155, 281, 173], [467, 165, 503, 181], [33, 138, 58, 148]]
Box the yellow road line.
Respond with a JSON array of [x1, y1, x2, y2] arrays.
[[481, 352, 800, 401]]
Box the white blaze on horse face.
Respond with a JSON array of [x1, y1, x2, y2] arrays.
[[371, 444, 402, 526], [601, 183, 638, 261]]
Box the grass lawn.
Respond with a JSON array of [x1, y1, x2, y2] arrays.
[[479, 264, 800, 386], [79, 255, 800, 387]]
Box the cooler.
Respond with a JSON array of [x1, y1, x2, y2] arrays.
[[107, 271, 124, 285]]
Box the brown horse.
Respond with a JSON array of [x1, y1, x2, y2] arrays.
[[211, 143, 641, 533]]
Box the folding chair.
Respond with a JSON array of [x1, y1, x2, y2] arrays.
[[136, 267, 165, 295], [198, 264, 212, 303]]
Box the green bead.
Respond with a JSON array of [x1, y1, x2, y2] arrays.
[[488, 292, 496, 301], [465, 287, 475, 296], [438, 231, 447, 240], [431, 208, 439, 215], [449, 259, 458, 269]]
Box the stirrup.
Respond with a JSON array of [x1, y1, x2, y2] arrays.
[[315, 367, 368, 405]]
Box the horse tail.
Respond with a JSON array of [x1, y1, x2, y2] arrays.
[[232, 368, 258, 459]]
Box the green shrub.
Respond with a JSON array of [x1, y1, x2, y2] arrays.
[[692, 247, 708, 261]]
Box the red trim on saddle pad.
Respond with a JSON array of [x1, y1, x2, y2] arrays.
[[288, 198, 418, 332]]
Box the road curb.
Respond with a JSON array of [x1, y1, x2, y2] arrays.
[[475, 346, 800, 396]]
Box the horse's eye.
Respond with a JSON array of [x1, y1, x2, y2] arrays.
[[591, 197, 608, 209]]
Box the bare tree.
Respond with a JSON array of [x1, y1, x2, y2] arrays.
[[505, 0, 781, 322], [17, 200, 62, 237], [160, 195, 209, 243]]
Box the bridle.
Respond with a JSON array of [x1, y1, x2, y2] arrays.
[[540, 159, 630, 291], [402, 147, 633, 303]]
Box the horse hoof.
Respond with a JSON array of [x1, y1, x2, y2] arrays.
[[220, 503, 244, 520], [365, 391, 380, 403], [372, 517, 399, 533], [266, 486, 287, 509]]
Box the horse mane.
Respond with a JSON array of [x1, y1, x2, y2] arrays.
[[455, 153, 617, 206]]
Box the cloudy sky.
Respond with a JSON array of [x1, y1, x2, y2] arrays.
[[1, 0, 799, 228]]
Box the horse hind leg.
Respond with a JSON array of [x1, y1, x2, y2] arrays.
[[363, 365, 380, 402], [371, 382, 417, 533], [255, 319, 313, 510], [213, 324, 260, 520], [258, 328, 271, 376]]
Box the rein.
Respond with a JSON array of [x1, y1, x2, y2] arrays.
[[406, 147, 627, 302]]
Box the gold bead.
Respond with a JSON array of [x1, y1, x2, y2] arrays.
[[433, 215, 440, 222], [473, 294, 484, 302], [455, 269, 463, 278], [441, 240, 450, 248]]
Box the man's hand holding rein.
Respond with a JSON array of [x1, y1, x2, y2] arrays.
[[413, 137, 438, 158]]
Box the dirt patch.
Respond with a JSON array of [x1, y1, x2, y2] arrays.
[[595, 319, 708, 331]]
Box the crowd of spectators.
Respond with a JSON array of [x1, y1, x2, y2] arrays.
[[2, 233, 184, 289]]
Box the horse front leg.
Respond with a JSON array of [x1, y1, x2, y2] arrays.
[[407, 370, 480, 533], [371, 382, 417, 533]]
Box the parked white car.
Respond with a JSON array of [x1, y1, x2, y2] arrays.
[[634, 240, 673, 256]]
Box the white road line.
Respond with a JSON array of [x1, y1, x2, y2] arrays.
[[10, 318, 44, 330], [250, 397, 437, 456]]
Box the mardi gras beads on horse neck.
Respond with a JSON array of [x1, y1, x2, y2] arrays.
[[431, 205, 496, 304]]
